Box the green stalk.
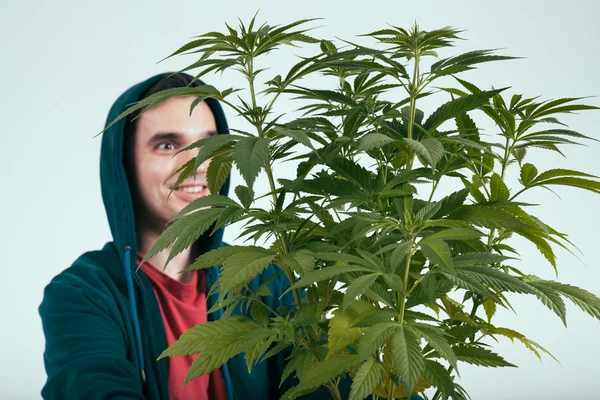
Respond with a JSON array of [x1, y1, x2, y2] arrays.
[[327, 381, 342, 400], [398, 243, 416, 324], [247, 55, 302, 310], [387, 377, 397, 400]]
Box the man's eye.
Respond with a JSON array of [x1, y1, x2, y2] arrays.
[[157, 142, 175, 150]]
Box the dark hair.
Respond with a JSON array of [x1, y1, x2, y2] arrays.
[[123, 72, 203, 191]]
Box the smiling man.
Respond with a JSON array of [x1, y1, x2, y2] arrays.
[[38, 72, 351, 400]]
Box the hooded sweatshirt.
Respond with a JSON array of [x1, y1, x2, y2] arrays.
[[38, 72, 355, 400]]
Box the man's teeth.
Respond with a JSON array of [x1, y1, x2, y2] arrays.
[[178, 186, 206, 193]]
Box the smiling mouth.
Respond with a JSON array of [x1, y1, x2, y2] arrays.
[[174, 185, 207, 193]]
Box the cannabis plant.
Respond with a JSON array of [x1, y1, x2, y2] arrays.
[[103, 14, 600, 400]]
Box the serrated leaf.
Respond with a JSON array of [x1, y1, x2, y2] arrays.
[[359, 133, 395, 151], [235, 185, 254, 209], [420, 238, 454, 271], [358, 323, 399, 360], [452, 252, 512, 266], [350, 358, 382, 400], [525, 280, 567, 326], [295, 354, 358, 393], [292, 265, 375, 290], [453, 345, 517, 367], [181, 245, 254, 273], [220, 248, 276, 292], [455, 266, 536, 294], [173, 194, 241, 221], [404, 137, 443, 167], [141, 208, 224, 268], [449, 205, 531, 229], [280, 348, 314, 387], [490, 173, 510, 202], [426, 228, 483, 241], [482, 298, 497, 322], [233, 137, 269, 189], [342, 273, 381, 311], [390, 326, 425, 393], [410, 323, 457, 370], [328, 301, 373, 357], [519, 163, 538, 186], [206, 148, 232, 195], [423, 89, 505, 132], [533, 279, 600, 320], [157, 316, 258, 385], [423, 360, 455, 396]]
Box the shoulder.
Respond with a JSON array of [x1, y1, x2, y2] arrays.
[[40, 242, 125, 310]]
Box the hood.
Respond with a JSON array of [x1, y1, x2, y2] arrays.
[[100, 71, 231, 265], [99, 71, 231, 384]]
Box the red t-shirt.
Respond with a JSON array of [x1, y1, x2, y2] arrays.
[[138, 253, 228, 400]]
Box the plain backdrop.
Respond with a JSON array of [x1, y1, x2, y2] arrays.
[[2, 0, 600, 399]]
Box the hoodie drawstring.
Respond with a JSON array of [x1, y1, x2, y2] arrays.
[[124, 246, 147, 382]]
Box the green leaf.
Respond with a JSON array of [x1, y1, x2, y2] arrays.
[[358, 322, 399, 360], [482, 298, 497, 322], [525, 280, 567, 326], [157, 316, 259, 384], [455, 266, 536, 294], [403, 137, 444, 168], [419, 238, 454, 271], [410, 323, 457, 370], [426, 228, 483, 241], [181, 245, 254, 272], [349, 358, 382, 400], [423, 89, 505, 132], [449, 205, 531, 229], [173, 194, 241, 221], [423, 360, 455, 397], [342, 273, 381, 311], [98, 86, 224, 136], [294, 354, 358, 393], [280, 348, 314, 387], [206, 147, 233, 195], [453, 345, 517, 367], [233, 137, 270, 189], [533, 279, 600, 320], [452, 252, 513, 266], [220, 248, 276, 293], [292, 265, 375, 289], [235, 185, 254, 209], [328, 301, 373, 357], [210, 206, 246, 235], [312, 251, 378, 269], [531, 168, 598, 184], [530, 177, 600, 194], [519, 163, 538, 186], [490, 173, 510, 202], [140, 208, 223, 268], [390, 326, 425, 393], [359, 133, 395, 152]]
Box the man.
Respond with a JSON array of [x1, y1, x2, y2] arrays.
[[38, 72, 350, 400]]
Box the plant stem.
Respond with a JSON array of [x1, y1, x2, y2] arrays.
[[387, 377, 396, 400], [407, 55, 420, 141], [398, 244, 416, 324], [247, 55, 303, 311], [327, 381, 342, 400], [427, 179, 439, 202]]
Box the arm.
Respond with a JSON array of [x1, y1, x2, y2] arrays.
[[38, 273, 145, 400]]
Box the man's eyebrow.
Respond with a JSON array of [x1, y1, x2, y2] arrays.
[[147, 130, 218, 145]]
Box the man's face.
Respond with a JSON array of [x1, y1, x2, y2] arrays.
[[131, 95, 217, 232]]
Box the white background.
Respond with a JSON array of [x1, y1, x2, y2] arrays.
[[2, 0, 600, 399]]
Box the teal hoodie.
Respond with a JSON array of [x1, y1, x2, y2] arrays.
[[38, 72, 353, 400]]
